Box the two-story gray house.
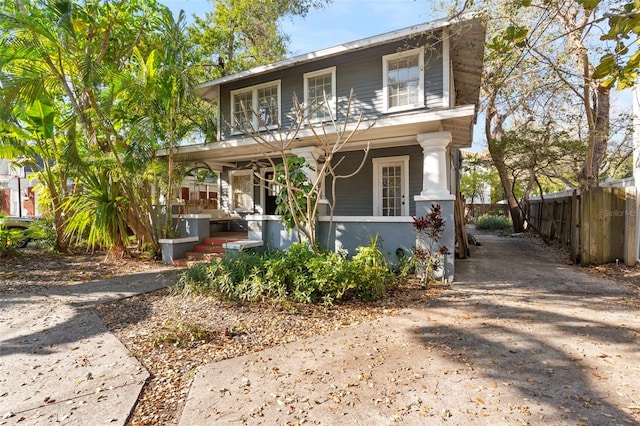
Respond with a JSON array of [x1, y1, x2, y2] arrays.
[[171, 13, 486, 280]]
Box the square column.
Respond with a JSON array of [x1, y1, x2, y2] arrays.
[[414, 131, 455, 281]]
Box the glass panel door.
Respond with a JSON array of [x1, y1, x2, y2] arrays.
[[381, 164, 403, 216], [374, 157, 408, 216]]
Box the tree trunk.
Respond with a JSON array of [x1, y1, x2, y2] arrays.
[[491, 152, 525, 233], [52, 205, 68, 253], [485, 104, 525, 233], [578, 85, 610, 190]]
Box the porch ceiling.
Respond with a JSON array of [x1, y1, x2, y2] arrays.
[[170, 106, 476, 165]]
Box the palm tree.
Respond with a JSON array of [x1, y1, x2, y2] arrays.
[[1, 0, 168, 258]]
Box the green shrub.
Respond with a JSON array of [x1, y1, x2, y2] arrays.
[[350, 236, 394, 300], [174, 240, 397, 304], [0, 221, 26, 256], [475, 214, 512, 230], [29, 216, 57, 251]]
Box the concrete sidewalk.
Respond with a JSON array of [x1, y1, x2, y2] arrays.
[[0, 270, 177, 425], [179, 234, 640, 425]]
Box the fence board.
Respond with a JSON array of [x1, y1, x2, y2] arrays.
[[613, 187, 626, 261], [530, 187, 636, 266], [625, 188, 638, 266], [570, 192, 579, 263]]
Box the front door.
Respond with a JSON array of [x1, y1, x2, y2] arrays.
[[373, 156, 409, 216], [264, 170, 278, 215]]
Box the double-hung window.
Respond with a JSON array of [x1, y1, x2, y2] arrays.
[[231, 80, 281, 132], [382, 48, 424, 113], [304, 67, 336, 122]]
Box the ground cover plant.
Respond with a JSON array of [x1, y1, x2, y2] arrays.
[[175, 239, 398, 304]]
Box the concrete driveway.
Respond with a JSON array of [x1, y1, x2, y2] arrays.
[[180, 233, 640, 425]]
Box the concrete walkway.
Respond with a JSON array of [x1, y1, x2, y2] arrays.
[[0, 270, 177, 425], [179, 234, 640, 425]]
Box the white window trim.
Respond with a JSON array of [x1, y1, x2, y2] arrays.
[[229, 169, 254, 212], [372, 156, 410, 216], [230, 80, 281, 133], [303, 66, 336, 123], [382, 47, 425, 113], [442, 29, 451, 108]]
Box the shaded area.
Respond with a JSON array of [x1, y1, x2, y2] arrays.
[[410, 233, 640, 424], [178, 232, 640, 425]]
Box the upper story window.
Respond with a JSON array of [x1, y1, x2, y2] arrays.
[[231, 80, 281, 132], [304, 67, 336, 122], [382, 48, 424, 113]]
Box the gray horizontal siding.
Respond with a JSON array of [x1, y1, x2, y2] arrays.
[[219, 37, 444, 139], [325, 145, 423, 217], [318, 219, 416, 262]]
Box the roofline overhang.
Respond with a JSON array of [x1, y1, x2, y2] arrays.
[[195, 10, 484, 102]]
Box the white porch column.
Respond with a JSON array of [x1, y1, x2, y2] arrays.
[[290, 146, 324, 185], [414, 131, 456, 282], [415, 131, 455, 201], [290, 146, 328, 214]]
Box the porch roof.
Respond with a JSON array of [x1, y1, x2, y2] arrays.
[[168, 105, 476, 167]]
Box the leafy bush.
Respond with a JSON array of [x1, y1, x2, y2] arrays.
[[29, 216, 57, 251], [0, 217, 26, 256], [175, 240, 396, 304], [350, 236, 395, 300], [475, 214, 512, 230]]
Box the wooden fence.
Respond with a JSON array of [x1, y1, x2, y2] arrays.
[[527, 187, 638, 266]]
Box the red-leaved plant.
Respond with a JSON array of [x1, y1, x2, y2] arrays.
[[412, 204, 450, 284]]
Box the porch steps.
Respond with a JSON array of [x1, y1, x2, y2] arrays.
[[172, 234, 247, 267]]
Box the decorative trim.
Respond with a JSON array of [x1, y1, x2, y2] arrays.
[[414, 193, 455, 202], [442, 28, 451, 108]]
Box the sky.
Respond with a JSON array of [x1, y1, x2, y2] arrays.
[[161, 0, 441, 56]]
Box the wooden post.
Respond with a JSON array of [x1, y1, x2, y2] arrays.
[[570, 190, 579, 263], [602, 188, 612, 264], [625, 187, 638, 266]]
